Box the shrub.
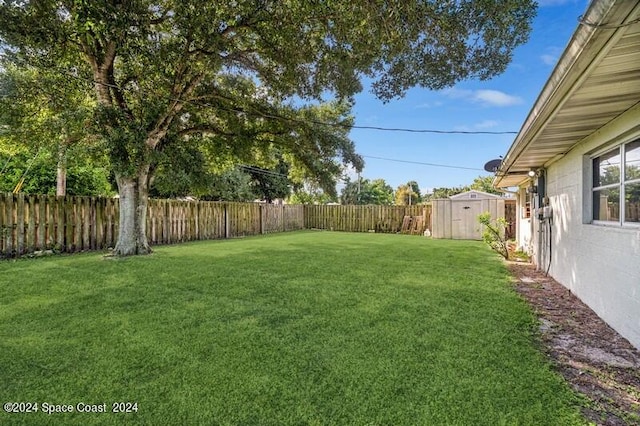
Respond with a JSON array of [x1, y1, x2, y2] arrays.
[[478, 212, 509, 259]]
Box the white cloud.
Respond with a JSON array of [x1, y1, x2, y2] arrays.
[[473, 90, 522, 107], [475, 120, 499, 129], [452, 120, 500, 132], [441, 88, 522, 107], [540, 54, 557, 66], [540, 47, 563, 66], [415, 101, 443, 109], [361, 115, 379, 125], [441, 88, 473, 100]]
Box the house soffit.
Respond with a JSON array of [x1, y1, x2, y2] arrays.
[[495, 0, 640, 188]]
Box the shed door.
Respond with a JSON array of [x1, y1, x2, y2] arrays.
[[451, 201, 483, 240]]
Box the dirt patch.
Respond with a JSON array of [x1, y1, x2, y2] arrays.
[[507, 261, 640, 425]]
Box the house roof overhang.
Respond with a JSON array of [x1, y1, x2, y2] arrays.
[[494, 0, 640, 188]]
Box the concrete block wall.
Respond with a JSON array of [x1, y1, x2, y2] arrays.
[[537, 108, 640, 349]]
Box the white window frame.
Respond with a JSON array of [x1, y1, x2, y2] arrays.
[[591, 138, 640, 227]]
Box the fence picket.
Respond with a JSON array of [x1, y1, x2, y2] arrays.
[[0, 193, 437, 258], [27, 195, 36, 252]]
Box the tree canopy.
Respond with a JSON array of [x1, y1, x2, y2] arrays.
[[428, 175, 502, 199], [0, 0, 536, 255], [395, 180, 422, 205], [0, 62, 98, 195], [341, 177, 394, 205]]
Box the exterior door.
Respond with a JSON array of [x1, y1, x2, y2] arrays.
[[451, 201, 484, 239]]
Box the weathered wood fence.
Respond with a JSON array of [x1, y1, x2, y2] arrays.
[[504, 199, 516, 240], [304, 204, 430, 233], [0, 193, 305, 258], [0, 193, 431, 258]]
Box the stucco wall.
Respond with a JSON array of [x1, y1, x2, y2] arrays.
[[516, 187, 533, 253], [534, 107, 640, 349]]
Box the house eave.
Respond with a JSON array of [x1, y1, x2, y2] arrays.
[[495, 0, 640, 188]]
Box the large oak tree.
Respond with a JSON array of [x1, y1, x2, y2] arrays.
[[0, 0, 536, 255]]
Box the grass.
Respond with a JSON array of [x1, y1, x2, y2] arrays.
[[0, 231, 585, 425]]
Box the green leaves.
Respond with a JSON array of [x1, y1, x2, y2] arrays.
[[478, 212, 509, 260], [1, 0, 537, 101], [1, 0, 536, 197], [341, 177, 395, 205], [395, 181, 422, 205], [93, 105, 150, 178]]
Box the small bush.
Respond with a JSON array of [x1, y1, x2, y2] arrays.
[[478, 212, 509, 259]]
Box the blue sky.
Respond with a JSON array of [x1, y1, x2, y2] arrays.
[[347, 0, 589, 194]]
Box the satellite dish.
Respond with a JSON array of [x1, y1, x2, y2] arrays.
[[484, 159, 502, 173]]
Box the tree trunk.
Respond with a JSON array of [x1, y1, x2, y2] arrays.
[[113, 167, 152, 256], [56, 143, 67, 197]]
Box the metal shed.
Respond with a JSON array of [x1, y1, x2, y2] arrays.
[[431, 190, 505, 240]]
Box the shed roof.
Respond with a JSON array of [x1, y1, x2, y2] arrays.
[[494, 0, 640, 188], [448, 190, 503, 200]]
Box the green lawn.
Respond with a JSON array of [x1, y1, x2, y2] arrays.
[[0, 232, 585, 425]]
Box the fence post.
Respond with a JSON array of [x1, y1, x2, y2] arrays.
[[16, 193, 25, 256], [224, 203, 229, 239], [260, 204, 264, 235], [195, 200, 200, 240], [3, 193, 13, 256]]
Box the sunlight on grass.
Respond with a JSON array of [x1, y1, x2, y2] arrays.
[[0, 232, 585, 425]]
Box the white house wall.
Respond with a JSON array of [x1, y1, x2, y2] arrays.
[[516, 187, 533, 253], [535, 106, 640, 349]]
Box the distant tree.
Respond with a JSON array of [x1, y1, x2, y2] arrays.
[[289, 181, 337, 205], [469, 175, 502, 195], [341, 177, 394, 205], [395, 180, 422, 205], [0, 63, 95, 196], [245, 157, 292, 203], [369, 179, 396, 205], [289, 189, 336, 205], [425, 175, 501, 200], [0, 150, 113, 196], [203, 169, 257, 202], [150, 143, 294, 201], [149, 140, 211, 199], [150, 146, 258, 201], [429, 186, 469, 200], [340, 178, 362, 205]]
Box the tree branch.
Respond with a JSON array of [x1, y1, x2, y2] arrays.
[[147, 72, 206, 149], [81, 38, 118, 107], [177, 125, 237, 137]]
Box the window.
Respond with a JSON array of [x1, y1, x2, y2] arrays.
[[592, 139, 640, 224]]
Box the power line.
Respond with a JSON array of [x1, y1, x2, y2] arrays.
[[238, 164, 289, 179], [55, 70, 518, 135], [349, 125, 516, 134], [3, 70, 494, 176], [362, 154, 485, 171]]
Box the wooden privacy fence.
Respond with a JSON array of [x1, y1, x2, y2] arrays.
[[304, 204, 430, 234], [0, 193, 304, 258], [504, 199, 516, 240], [0, 193, 431, 258], [146, 200, 305, 244]]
